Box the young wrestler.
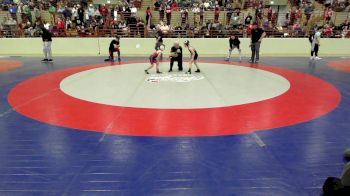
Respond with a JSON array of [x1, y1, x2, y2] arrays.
[[184, 40, 200, 74], [145, 45, 165, 74], [226, 35, 242, 61], [105, 36, 121, 62]]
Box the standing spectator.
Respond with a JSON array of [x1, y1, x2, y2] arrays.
[[304, 2, 314, 25], [72, 5, 78, 19], [214, 5, 220, 23], [181, 8, 188, 26], [191, 5, 199, 26], [249, 23, 266, 64], [324, 7, 333, 23], [100, 4, 109, 22], [33, 6, 41, 21], [22, 4, 31, 23], [159, 3, 165, 22], [226, 4, 233, 25], [166, 5, 172, 25], [146, 6, 152, 26], [49, 3, 57, 24], [113, 6, 118, 21], [78, 5, 85, 25], [267, 6, 273, 21], [199, 4, 204, 26]]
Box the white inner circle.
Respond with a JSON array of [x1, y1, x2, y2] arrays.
[[60, 63, 290, 109]]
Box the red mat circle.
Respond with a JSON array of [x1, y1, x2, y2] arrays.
[[8, 60, 341, 136]]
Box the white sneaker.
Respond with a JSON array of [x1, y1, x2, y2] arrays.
[[315, 57, 322, 60], [310, 56, 314, 60]]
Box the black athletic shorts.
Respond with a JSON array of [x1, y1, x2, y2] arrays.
[[194, 53, 198, 60]]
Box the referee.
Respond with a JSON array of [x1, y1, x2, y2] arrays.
[[39, 25, 53, 62], [249, 23, 266, 64]]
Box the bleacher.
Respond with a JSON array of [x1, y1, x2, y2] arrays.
[[1, 0, 350, 38]]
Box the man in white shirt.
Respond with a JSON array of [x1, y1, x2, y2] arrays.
[[310, 27, 323, 60]]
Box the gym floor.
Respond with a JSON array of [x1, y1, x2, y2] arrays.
[[0, 56, 349, 195]]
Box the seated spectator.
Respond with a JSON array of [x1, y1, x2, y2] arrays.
[[5, 16, 17, 26], [245, 13, 252, 26], [341, 20, 350, 30], [342, 26, 349, 38], [44, 21, 51, 30], [292, 22, 302, 35], [204, 0, 210, 10], [247, 22, 253, 35], [62, 6, 72, 20], [8, 4, 17, 19], [263, 19, 269, 29], [119, 20, 127, 29], [57, 17, 65, 29], [171, 1, 178, 11], [154, 0, 161, 10], [158, 21, 171, 34], [324, 23, 334, 37]]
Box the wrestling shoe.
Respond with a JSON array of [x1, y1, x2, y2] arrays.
[[195, 69, 200, 73]]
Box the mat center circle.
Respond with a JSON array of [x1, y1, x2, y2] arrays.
[[60, 63, 290, 109]]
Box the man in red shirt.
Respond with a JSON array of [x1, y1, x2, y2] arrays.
[[100, 4, 109, 22], [214, 5, 220, 23]]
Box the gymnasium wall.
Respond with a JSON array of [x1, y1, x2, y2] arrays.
[[0, 38, 350, 57]]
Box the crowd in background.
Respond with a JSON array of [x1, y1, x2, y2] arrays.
[[0, 0, 349, 38]]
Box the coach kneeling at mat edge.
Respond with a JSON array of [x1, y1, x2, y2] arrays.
[[169, 41, 183, 72]]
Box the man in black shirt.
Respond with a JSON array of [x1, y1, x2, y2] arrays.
[[78, 5, 85, 25], [105, 36, 121, 62], [155, 29, 164, 60], [39, 25, 53, 62], [169, 41, 183, 72], [250, 23, 266, 63]]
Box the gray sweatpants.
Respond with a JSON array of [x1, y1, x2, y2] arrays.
[[43, 41, 52, 59], [250, 42, 261, 62]]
